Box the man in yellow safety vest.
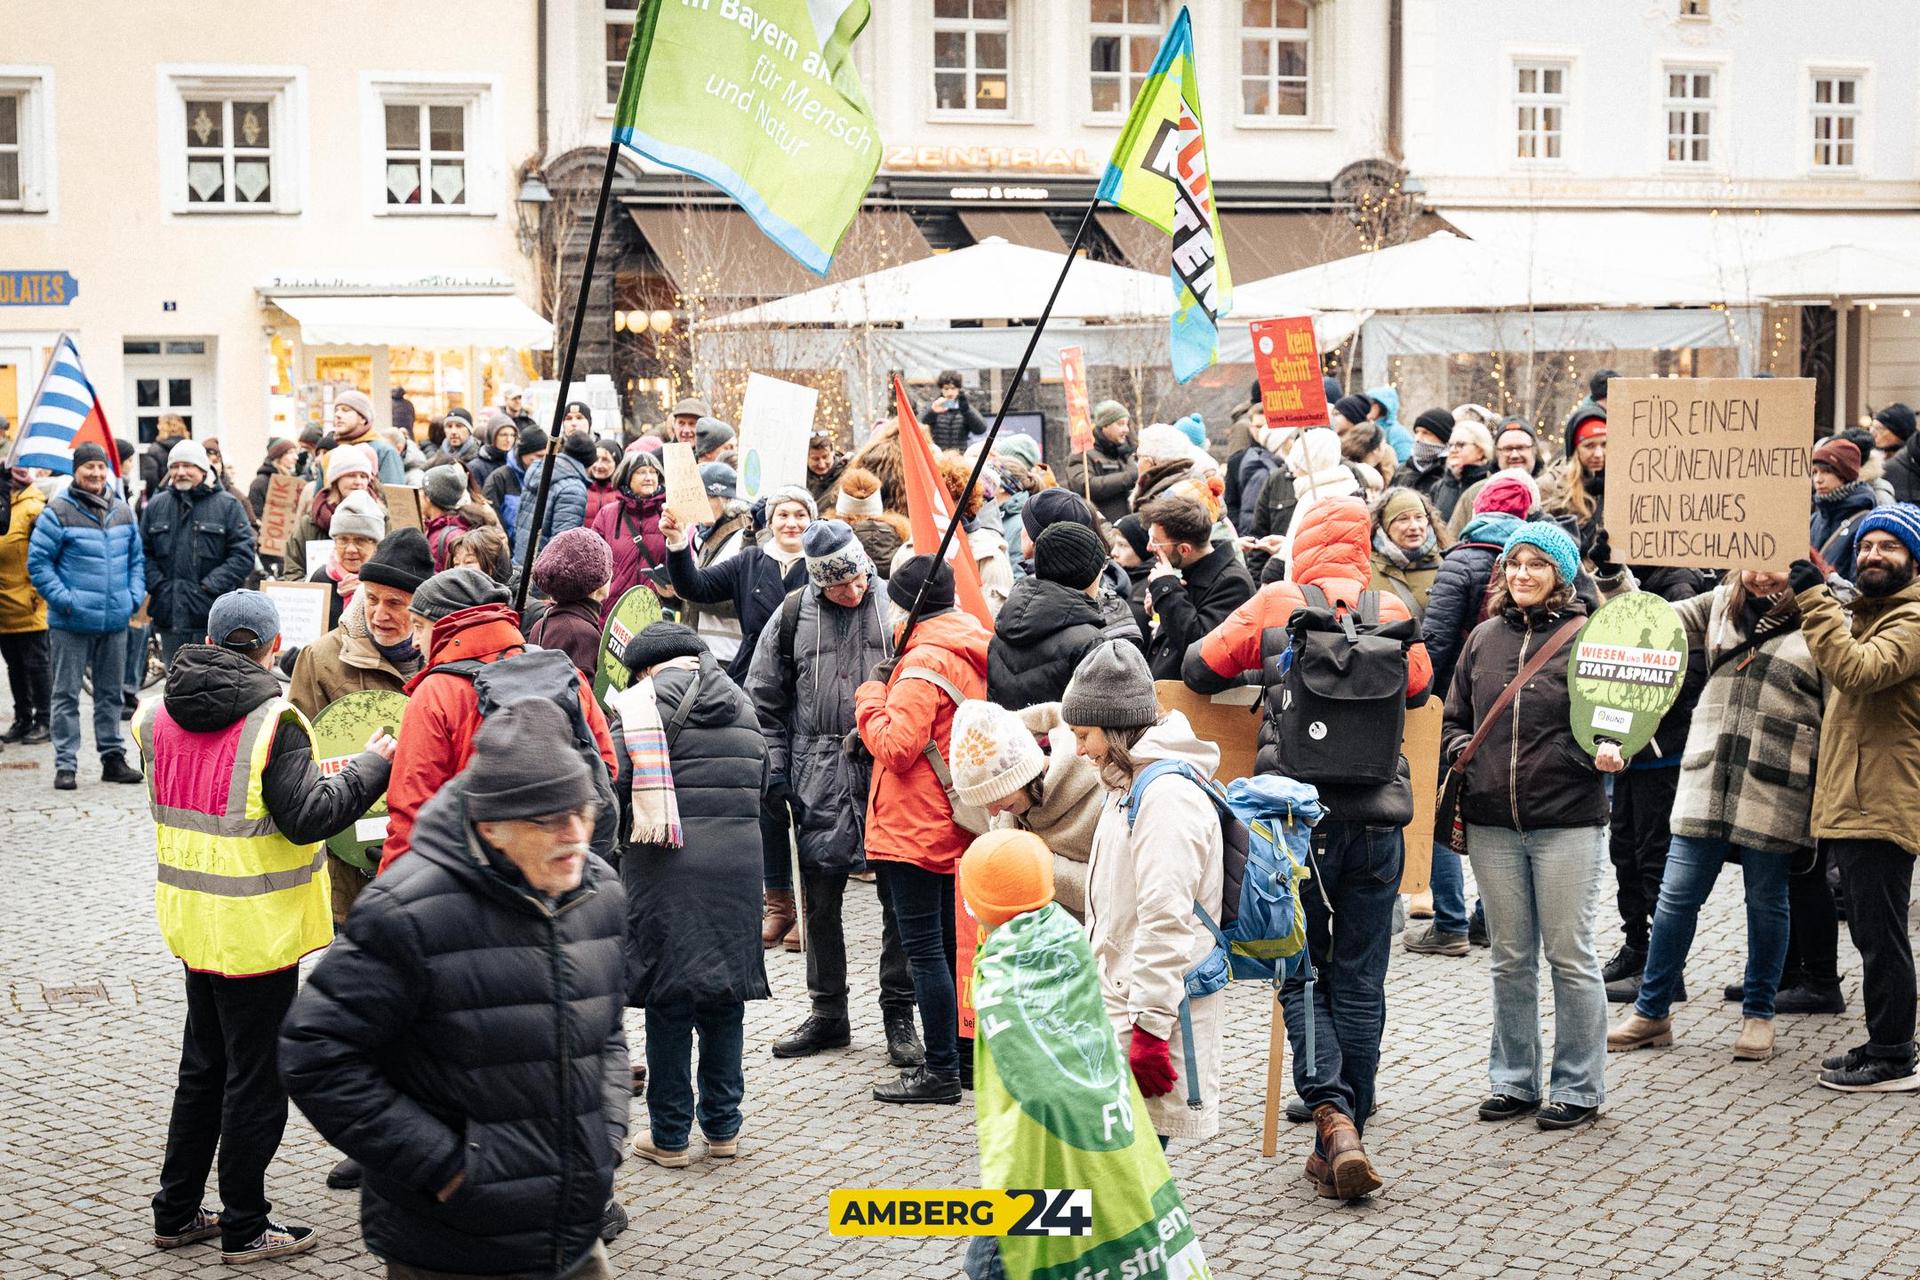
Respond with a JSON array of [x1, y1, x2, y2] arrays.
[[137, 589, 395, 1265]]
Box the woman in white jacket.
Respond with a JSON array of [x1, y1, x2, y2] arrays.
[[1061, 640, 1225, 1144]]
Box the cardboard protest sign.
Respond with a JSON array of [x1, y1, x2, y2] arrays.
[[259, 474, 303, 554], [311, 690, 409, 872], [1249, 316, 1330, 430], [1061, 344, 1094, 455], [260, 580, 332, 652], [592, 584, 666, 707], [660, 442, 712, 529], [1605, 377, 1814, 571], [737, 372, 818, 503], [1568, 592, 1688, 758], [383, 484, 423, 533], [1397, 699, 1443, 894]]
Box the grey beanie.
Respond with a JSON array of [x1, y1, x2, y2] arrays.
[[424, 464, 468, 510], [329, 489, 387, 542], [465, 701, 596, 823], [1061, 640, 1160, 729], [409, 567, 510, 620]]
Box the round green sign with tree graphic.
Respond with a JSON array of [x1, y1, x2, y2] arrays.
[[592, 584, 665, 708], [310, 689, 409, 872], [1568, 592, 1688, 758]]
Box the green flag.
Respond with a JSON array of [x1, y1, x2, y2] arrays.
[[974, 904, 1211, 1280], [612, 0, 881, 274]]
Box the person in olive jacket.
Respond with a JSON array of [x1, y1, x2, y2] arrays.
[[140, 439, 255, 665], [279, 700, 629, 1279]]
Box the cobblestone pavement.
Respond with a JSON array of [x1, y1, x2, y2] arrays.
[[6, 727, 1920, 1280]]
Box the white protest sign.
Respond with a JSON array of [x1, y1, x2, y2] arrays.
[[737, 373, 818, 503], [261, 580, 334, 651], [305, 539, 335, 574]]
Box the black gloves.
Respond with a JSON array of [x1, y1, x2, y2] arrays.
[[1588, 529, 1619, 576], [1788, 559, 1826, 596]]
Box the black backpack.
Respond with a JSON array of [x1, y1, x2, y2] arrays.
[[435, 646, 620, 859], [1259, 585, 1416, 785]]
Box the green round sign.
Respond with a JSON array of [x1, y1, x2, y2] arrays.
[[592, 584, 665, 708], [1568, 592, 1688, 758], [310, 689, 410, 872]]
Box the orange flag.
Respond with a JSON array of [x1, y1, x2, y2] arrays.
[[893, 376, 993, 630]]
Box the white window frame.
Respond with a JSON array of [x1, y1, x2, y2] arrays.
[[1807, 67, 1866, 175], [1511, 58, 1570, 167], [1659, 61, 1718, 168], [603, 0, 638, 114], [0, 66, 55, 215], [1236, 0, 1320, 128], [156, 66, 305, 216], [359, 74, 501, 218], [929, 0, 1018, 121], [1086, 0, 1168, 123]]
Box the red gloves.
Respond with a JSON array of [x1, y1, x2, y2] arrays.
[[1128, 1025, 1177, 1098]]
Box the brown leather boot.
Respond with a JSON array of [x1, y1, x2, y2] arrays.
[[761, 889, 796, 948], [1303, 1151, 1337, 1199], [1312, 1104, 1382, 1201]]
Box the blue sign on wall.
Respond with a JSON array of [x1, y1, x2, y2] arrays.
[[0, 271, 78, 306]]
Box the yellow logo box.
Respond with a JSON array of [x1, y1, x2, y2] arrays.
[[829, 1189, 1093, 1238]]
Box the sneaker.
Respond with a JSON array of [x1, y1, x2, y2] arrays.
[[883, 1010, 925, 1069], [153, 1207, 222, 1249], [1477, 1094, 1539, 1121], [1775, 981, 1847, 1015], [599, 1198, 629, 1242], [1601, 944, 1646, 985], [54, 768, 75, 791], [1536, 1102, 1600, 1131], [771, 1014, 851, 1059], [1402, 923, 1469, 956], [705, 1131, 740, 1158], [325, 1156, 362, 1190], [1818, 1055, 1920, 1093], [101, 752, 144, 784], [1607, 973, 1686, 1005], [632, 1132, 694, 1167], [873, 1066, 963, 1105], [1823, 1044, 1871, 1072], [1467, 914, 1489, 948], [220, 1221, 318, 1264]]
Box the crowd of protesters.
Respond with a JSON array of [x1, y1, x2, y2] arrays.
[[14, 371, 1908, 1274]]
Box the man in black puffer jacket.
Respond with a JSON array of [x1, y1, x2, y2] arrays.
[[988, 522, 1109, 709], [281, 700, 629, 1280]]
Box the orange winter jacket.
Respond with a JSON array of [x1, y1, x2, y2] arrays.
[[1194, 495, 1433, 698], [855, 609, 991, 874]]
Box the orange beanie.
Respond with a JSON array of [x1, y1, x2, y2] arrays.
[[958, 830, 1054, 929]]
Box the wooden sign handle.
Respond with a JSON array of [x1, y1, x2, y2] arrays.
[[1260, 991, 1287, 1158]]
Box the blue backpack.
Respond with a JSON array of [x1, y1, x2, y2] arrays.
[[1125, 762, 1324, 1105]]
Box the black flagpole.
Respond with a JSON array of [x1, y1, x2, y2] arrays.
[[894, 197, 1100, 655]]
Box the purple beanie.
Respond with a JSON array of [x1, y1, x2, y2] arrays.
[[532, 527, 612, 603]]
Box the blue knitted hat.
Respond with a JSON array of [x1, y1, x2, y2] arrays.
[[1856, 503, 1920, 562], [1501, 520, 1580, 587]]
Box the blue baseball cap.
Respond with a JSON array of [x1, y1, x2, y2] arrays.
[[206, 590, 281, 650]]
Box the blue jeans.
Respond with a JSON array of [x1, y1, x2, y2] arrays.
[[1637, 835, 1791, 1022], [1280, 822, 1402, 1137], [1468, 824, 1608, 1108], [644, 1000, 745, 1150], [879, 861, 958, 1078], [125, 622, 148, 690], [1428, 843, 1484, 937], [49, 628, 128, 770], [158, 628, 198, 668]]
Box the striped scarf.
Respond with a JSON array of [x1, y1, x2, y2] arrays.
[[607, 656, 700, 847]]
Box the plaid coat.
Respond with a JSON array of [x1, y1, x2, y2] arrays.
[[1669, 587, 1827, 854]]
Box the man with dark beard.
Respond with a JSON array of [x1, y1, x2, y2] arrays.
[[1791, 506, 1920, 1093]]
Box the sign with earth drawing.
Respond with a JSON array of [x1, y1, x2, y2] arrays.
[[311, 690, 410, 872], [1568, 592, 1688, 758], [593, 584, 666, 708]]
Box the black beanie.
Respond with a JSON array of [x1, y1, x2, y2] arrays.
[[70, 442, 110, 469], [1875, 403, 1917, 443], [561, 429, 597, 466], [1332, 394, 1372, 427], [1589, 368, 1619, 402], [888, 554, 955, 614], [622, 621, 706, 673], [1020, 487, 1096, 540], [1114, 512, 1151, 561], [1412, 408, 1454, 444], [1034, 522, 1107, 591], [466, 701, 596, 823], [359, 528, 434, 593], [516, 425, 549, 459]]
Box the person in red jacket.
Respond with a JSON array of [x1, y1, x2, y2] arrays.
[[378, 568, 615, 873], [1182, 495, 1430, 1202], [855, 556, 989, 1107]]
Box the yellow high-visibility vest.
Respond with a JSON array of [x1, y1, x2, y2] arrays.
[[135, 695, 333, 977]]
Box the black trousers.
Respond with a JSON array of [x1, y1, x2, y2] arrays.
[[152, 964, 300, 1250], [0, 629, 50, 725], [1828, 839, 1917, 1059], [1608, 767, 1680, 950], [1784, 843, 1841, 986], [801, 869, 915, 1022]]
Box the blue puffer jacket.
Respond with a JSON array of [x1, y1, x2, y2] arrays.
[[30, 485, 146, 635], [510, 453, 588, 555]]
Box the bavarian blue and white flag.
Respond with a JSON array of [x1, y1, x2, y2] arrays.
[[10, 334, 118, 476]]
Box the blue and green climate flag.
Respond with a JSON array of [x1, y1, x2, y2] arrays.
[[612, 0, 881, 275], [1094, 6, 1231, 383]]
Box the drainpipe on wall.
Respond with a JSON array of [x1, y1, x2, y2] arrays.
[[536, 0, 549, 161], [1386, 0, 1403, 162]]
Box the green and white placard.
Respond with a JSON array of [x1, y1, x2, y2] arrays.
[[311, 689, 410, 872], [1568, 592, 1687, 758], [593, 584, 666, 707]]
